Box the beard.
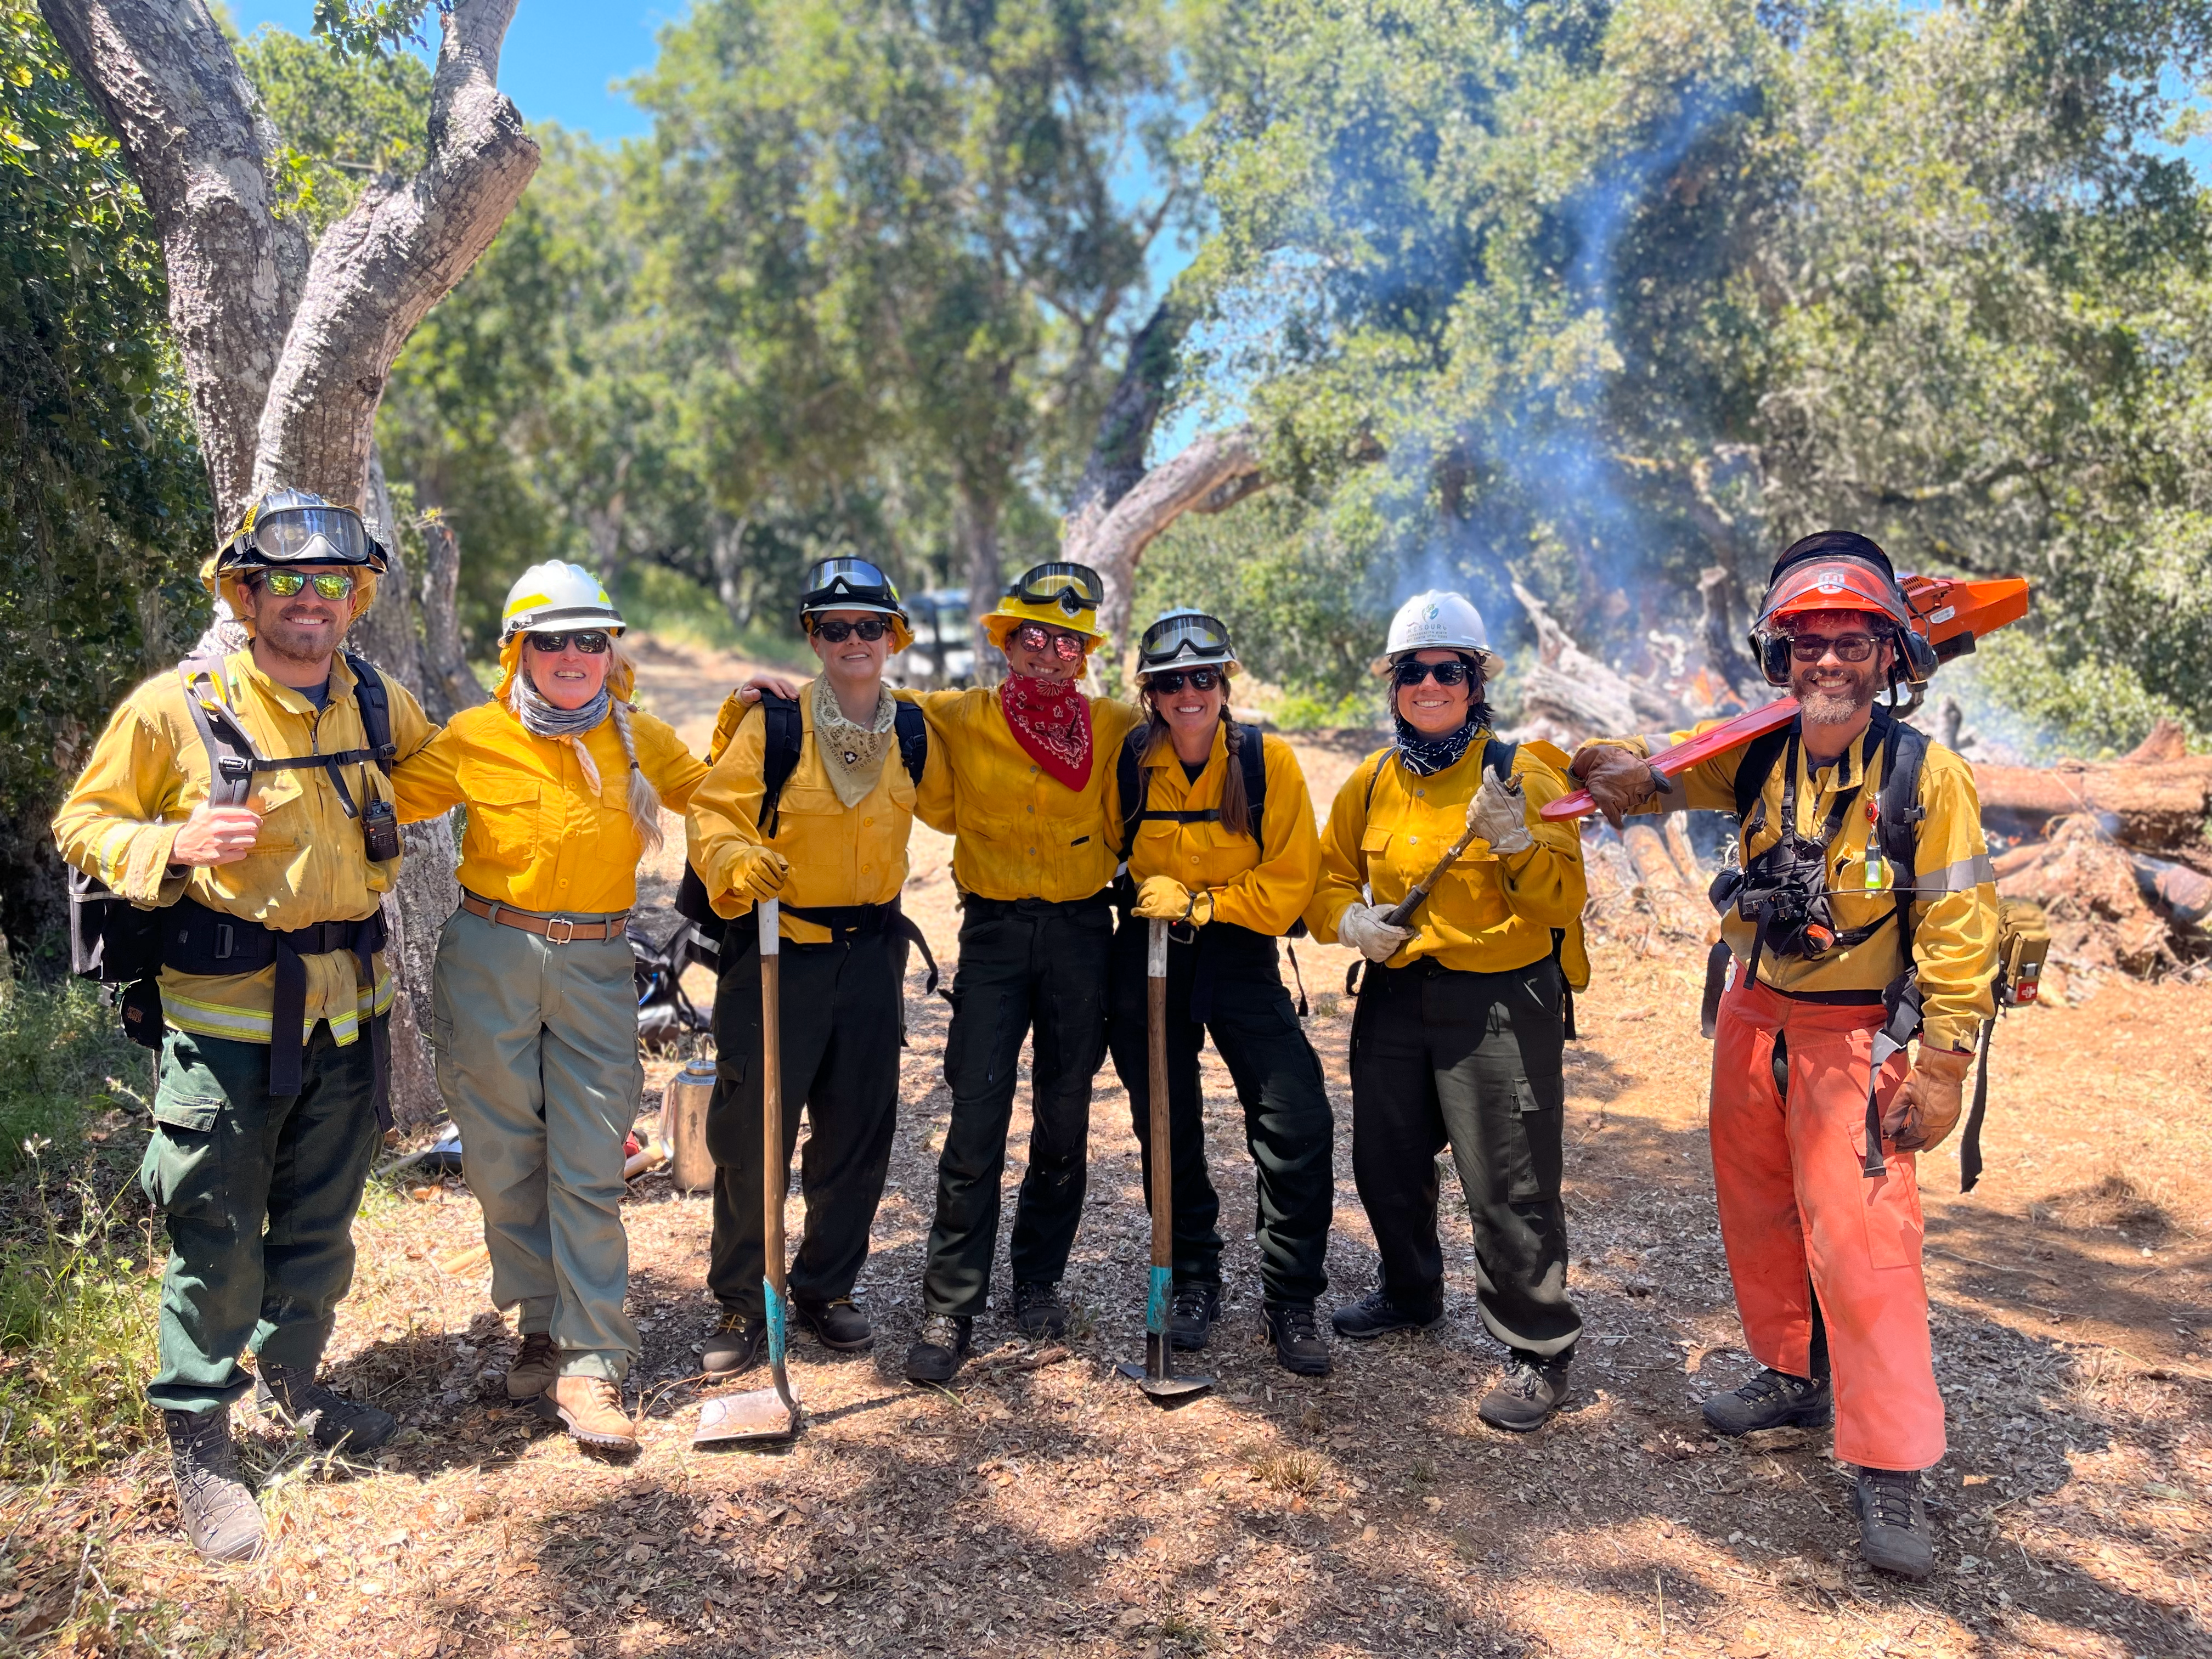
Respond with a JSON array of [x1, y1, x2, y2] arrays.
[[1792, 662, 1881, 727], [253, 607, 344, 668]]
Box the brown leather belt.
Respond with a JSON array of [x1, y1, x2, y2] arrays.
[[460, 891, 630, 944]]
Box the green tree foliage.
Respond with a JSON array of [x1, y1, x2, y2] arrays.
[[1183, 0, 2212, 749], [236, 18, 433, 236], [0, 1, 208, 962]]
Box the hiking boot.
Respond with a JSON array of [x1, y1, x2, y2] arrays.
[[1702, 1368, 1833, 1436], [506, 1331, 558, 1400], [537, 1376, 637, 1449], [1330, 1288, 1444, 1341], [1170, 1282, 1222, 1351], [255, 1363, 398, 1452], [1477, 1350, 1573, 1432], [1009, 1280, 1068, 1339], [796, 1297, 873, 1352], [702, 1310, 767, 1377], [1854, 1466, 1934, 1579], [163, 1408, 264, 1562], [1264, 1301, 1330, 1377], [904, 1313, 973, 1384]]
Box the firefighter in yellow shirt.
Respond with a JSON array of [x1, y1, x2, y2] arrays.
[[53, 490, 437, 1560], [1569, 532, 1997, 1580], [394, 563, 706, 1451], [1307, 591, 1589, 1432], [684, 559, 950, 1376], [1108, 612, 1334, 1376]]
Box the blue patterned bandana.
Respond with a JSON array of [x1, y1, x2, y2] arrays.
[[1393, 713, 1482, 778]]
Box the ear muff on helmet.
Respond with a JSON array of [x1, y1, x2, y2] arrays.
[[1757, 631, 1793, 687], [1897, 626, 1938, 685]]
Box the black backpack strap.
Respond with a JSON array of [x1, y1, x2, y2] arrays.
[[343, 652, 397, 776], [894, 698, 928, 785], [759, 690, 803, 837], [1118, 731, 1146, 860], [1733, 724, 1795, 824], [179, 658, 257, 809], [1960, 1015, 1994, 1193], [1238, 726, 1268, 838]]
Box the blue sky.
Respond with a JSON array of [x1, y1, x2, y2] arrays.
[[229, 3, 668, 140]]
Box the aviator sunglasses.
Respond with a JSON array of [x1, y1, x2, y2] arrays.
[[255, 569, 357, 600], [526, 630, 611, 654], [1013, 622, 1088, 660], [812, 617, 891, 643], [1147, 668, 1222, 694], [1393, 657, 1473, 687]]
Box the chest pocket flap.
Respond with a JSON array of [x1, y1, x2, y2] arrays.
[[458, 761, 540, 808]]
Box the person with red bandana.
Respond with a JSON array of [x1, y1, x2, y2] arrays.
[[899, 563, 1144, 1382], [1570, 531, 1998, 1579]]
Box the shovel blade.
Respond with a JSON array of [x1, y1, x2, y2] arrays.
[[692, 1386, 798, 1445], [1114, 1360, 1214, 1403]]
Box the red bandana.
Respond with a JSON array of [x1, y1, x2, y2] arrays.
[[998, 673, 1094, 792]]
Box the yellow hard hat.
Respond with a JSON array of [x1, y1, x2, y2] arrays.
[[980, 561, 1108, 650]]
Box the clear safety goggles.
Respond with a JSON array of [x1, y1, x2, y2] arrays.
[[1008, 561, 1104, 614], [239, 504, 383, 567], [804, 556, 900, 605], [1138, 610, 1233, 666]]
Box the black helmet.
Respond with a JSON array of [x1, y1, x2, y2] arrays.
[[216, 487, 390, 573]]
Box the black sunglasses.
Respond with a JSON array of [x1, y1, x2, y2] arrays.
[[527, 631, 611, 654], [1393, 657, 1472, 686], [1147, 668, 1223, 694], [812, 617, 891, 643]]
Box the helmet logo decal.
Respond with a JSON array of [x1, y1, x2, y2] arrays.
[[1815, 568, 1845, 593]]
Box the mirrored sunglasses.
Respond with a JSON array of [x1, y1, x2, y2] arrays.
[[527, 630, 611, 654], [812, 617, 890, 643], [1146, 668, 1223, 694], [256, 569, 357, 600], [1014, 622, 1088, 659], [1393, 657, 1472, 686]]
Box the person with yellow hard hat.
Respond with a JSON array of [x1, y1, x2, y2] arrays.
[[1306, 589, 1590, 1432], [901, 562, 1143, 1381], [54, 488, 439, 1560], [394, 562, 707, 1451], [682, 558, 950, 1376], [1108, 611, 1335, 1376], [1568, 531, 1998, 1580]]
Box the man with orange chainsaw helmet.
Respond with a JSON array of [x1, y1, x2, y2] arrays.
[[1570, 531, 1998, 1581]]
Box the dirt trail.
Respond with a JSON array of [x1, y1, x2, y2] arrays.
[[14, 642, 2211, 1658]]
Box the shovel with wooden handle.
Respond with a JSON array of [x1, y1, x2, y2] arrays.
[[1116, 916, 1213, 1404], [693, 896, 801, 1445]]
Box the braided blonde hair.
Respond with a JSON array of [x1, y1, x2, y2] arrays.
[[607, 637, 666, 854]]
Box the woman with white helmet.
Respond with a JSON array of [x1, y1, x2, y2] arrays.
[[1107, 611, 1336, 1376], [397, 562, 706, 1449], [1306, 590, 1590, 1431]]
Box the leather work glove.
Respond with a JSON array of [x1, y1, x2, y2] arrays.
[[726, 844, 791, 906], [1883, 1044, 1975, 1152], [1133, 874, 1212, 927], [1466, 765, 1532, 855], [1568, 742, 1662, 830], [1338, 902, 1413, 964]]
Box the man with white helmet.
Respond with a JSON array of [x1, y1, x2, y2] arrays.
[[396, 562, 706, 1449], [1306, 590, 1591, 1430], [55, 488, 439, 1557]]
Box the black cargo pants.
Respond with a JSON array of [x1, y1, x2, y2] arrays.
[[921, 892, 1113, 1318], [1106, 916, 1334, 1306], [707, 921, 902, 1317], [1348, 954, 1581, 1358]]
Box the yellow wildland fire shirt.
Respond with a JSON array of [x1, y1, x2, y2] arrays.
[[901, 686, 1144, 904], [393, 701, 707, 915], [1308, 737, 1588, 975], [687, 682, 954, 946], [1123, 725, 1321, 935], [1590, 718, 1997, 1049], [53, 649, 436, 1047]]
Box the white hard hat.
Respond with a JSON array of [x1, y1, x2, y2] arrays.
[[1379, 590, 1502, 676], [501, 561, 624, 639]]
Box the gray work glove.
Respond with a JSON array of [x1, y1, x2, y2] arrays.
[[1338, 902, 1413, 964], [1466, 764, 1532, 856]]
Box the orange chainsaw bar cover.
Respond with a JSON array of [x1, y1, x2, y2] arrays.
[[1541, 574, 2029, 822]]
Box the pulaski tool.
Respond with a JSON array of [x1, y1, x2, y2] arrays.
[[1116, 917, 1214, 1404], [693, 897, 802, 1446]]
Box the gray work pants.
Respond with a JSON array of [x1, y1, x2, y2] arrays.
[[431, 904, 640, 1382]]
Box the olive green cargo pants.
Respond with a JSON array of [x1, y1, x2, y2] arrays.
[[431, 905, 641, 1383], [140, 1022, 383, 1415]]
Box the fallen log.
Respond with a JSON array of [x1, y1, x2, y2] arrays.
[[1972, 755, 2212, 848], [1620, 822, 1712, 937]]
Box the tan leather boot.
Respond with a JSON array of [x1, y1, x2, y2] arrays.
[[506, 1331, 558, 1400], [538, 1376, 636, 1448]]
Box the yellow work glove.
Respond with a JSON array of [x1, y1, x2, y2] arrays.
[[1133, 874, 1212, 927], [1466, 765, 1532, 855], [725, 844, 791, 906], [1883, 1044, 1975, 1152]]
